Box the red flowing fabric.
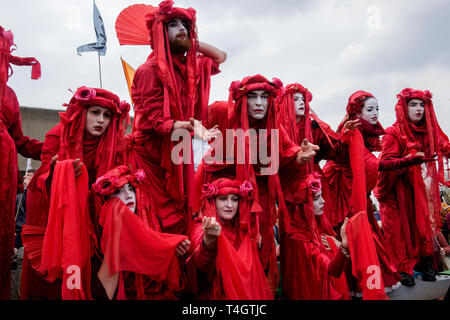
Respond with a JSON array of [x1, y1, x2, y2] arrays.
[[22, 87, 128, 300], [346, 211, 388, 300], [189, 177, 272, 300], [0, 118, 18, 299], [214, 234, 272, 300], [199, 75, 301, 296], [39, 160, 92, 300], [98, 198, 187, 299]]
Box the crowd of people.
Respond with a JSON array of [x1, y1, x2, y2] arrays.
[[1, 0, 450, 300]]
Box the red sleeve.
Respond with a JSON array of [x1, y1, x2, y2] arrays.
[[327, 249, 348, 277], [374, 129, 404, 202], [190, 219, 217, 274], [4, 86, 42, 159], [279, 126, 301, 168], [313, 125, 349, 164], [131, 60, 174, 134]]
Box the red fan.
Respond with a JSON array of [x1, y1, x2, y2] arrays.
[[21, 224, 46, 273], [115, 4, 155, 46]]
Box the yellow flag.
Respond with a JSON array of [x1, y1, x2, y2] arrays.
[[120, 57, 135, 104]]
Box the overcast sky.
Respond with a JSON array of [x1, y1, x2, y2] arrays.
[[2, 0, 449, 134]]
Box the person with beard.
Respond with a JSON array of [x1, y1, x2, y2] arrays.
[[0, 25, 42, 299], [322, 91, 401, 297], [374, 88, 450, 286], [120, 1, 225, 242]]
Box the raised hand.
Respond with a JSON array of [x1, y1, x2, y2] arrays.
[[342, 119, 361, 133], [296, 138, 320, 164], [202, 216, 221, 248]]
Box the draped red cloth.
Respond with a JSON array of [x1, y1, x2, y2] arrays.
[[0, 115, 18, 299], [38, 160, 92, 300], [374, 88, 449, 274], [346, 211, 388, 300], [97, 197, 187, 300], [188, 176, 272, 300], [214, 234, 272, 300], [22, 87, 128, 300], [197, 76, 302, 296], [0, 27, 42, 299]]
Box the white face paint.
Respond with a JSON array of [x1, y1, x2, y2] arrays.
[[247, 90, 269, 121], [407, 98, 425, 124], [110, 182, 136, 213], [214, 194, 239, 221], [85, 106, 112, 137], [358, 97, 379, 125], [167, 18, 188, 42], [293, 92, 305, 120], [313, 190, 325, 216]]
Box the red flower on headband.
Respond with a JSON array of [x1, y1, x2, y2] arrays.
[[271, 78, 283, 90], [119, 100, 130, 113], [74, 86, 96, 101], [159, 0, 174, 14], [397, 88, 414, 99], [92, 175, 119, 196], [239, 180, 254, 199], [308, 177, 322, 195], [229, 80, 242, 95], [135, 169, 146, 182], [423, 90, 433, 99], [202, 183, 219, 198]]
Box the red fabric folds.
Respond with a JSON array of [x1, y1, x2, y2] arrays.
[[214, 234, 272, 300], [39, 160, 92, 300], [98, 197, 187, 299], [346, 211, 388, 300]]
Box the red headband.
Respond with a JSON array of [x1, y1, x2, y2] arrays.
[[202, 178, 254, 200], [92, 165, 145, 196]]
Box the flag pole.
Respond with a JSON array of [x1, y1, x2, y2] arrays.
[[98, 51, 103, 88]]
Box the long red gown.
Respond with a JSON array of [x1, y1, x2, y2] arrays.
[[0, 85, 42, 299]]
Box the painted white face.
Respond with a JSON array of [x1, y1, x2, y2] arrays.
[[407, 98, 425, 124], [247, 90, 269, 121], [214, 193, 239, 221], [313, 190, 325, 216], [293, 92, 305, 119], [110, 183, 136, 213], [85, 106, 111, 137], [358, 97, 379, 125], [167, 18, 188, 42]]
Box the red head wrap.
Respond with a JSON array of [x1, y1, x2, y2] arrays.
[[57, 86, 130, 180], [394, 88, 449, 185], [200, 178, 256, 234], [92, 165, 145, 196], [276, 83, 313, 145]]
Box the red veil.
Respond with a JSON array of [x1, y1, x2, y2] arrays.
[[190, 177, 272, 300]]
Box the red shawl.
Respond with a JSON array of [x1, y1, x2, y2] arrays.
[[97, 197, 187, 300], [38, 160, 92, 300], [346, 211, 388, 300]]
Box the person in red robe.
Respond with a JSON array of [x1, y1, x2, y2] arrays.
[[197, 75, 319, 295], [0, 25, 42, 299], [91, 165, 190, 300], [322, 90, 400, 296], [123, 0, 225, 238], [21, 86, 129, 299], [276, 83, 356, 235], [278, 172, 351, 299], [188, 177, 273, 300], [374, 88, 450, 286]]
